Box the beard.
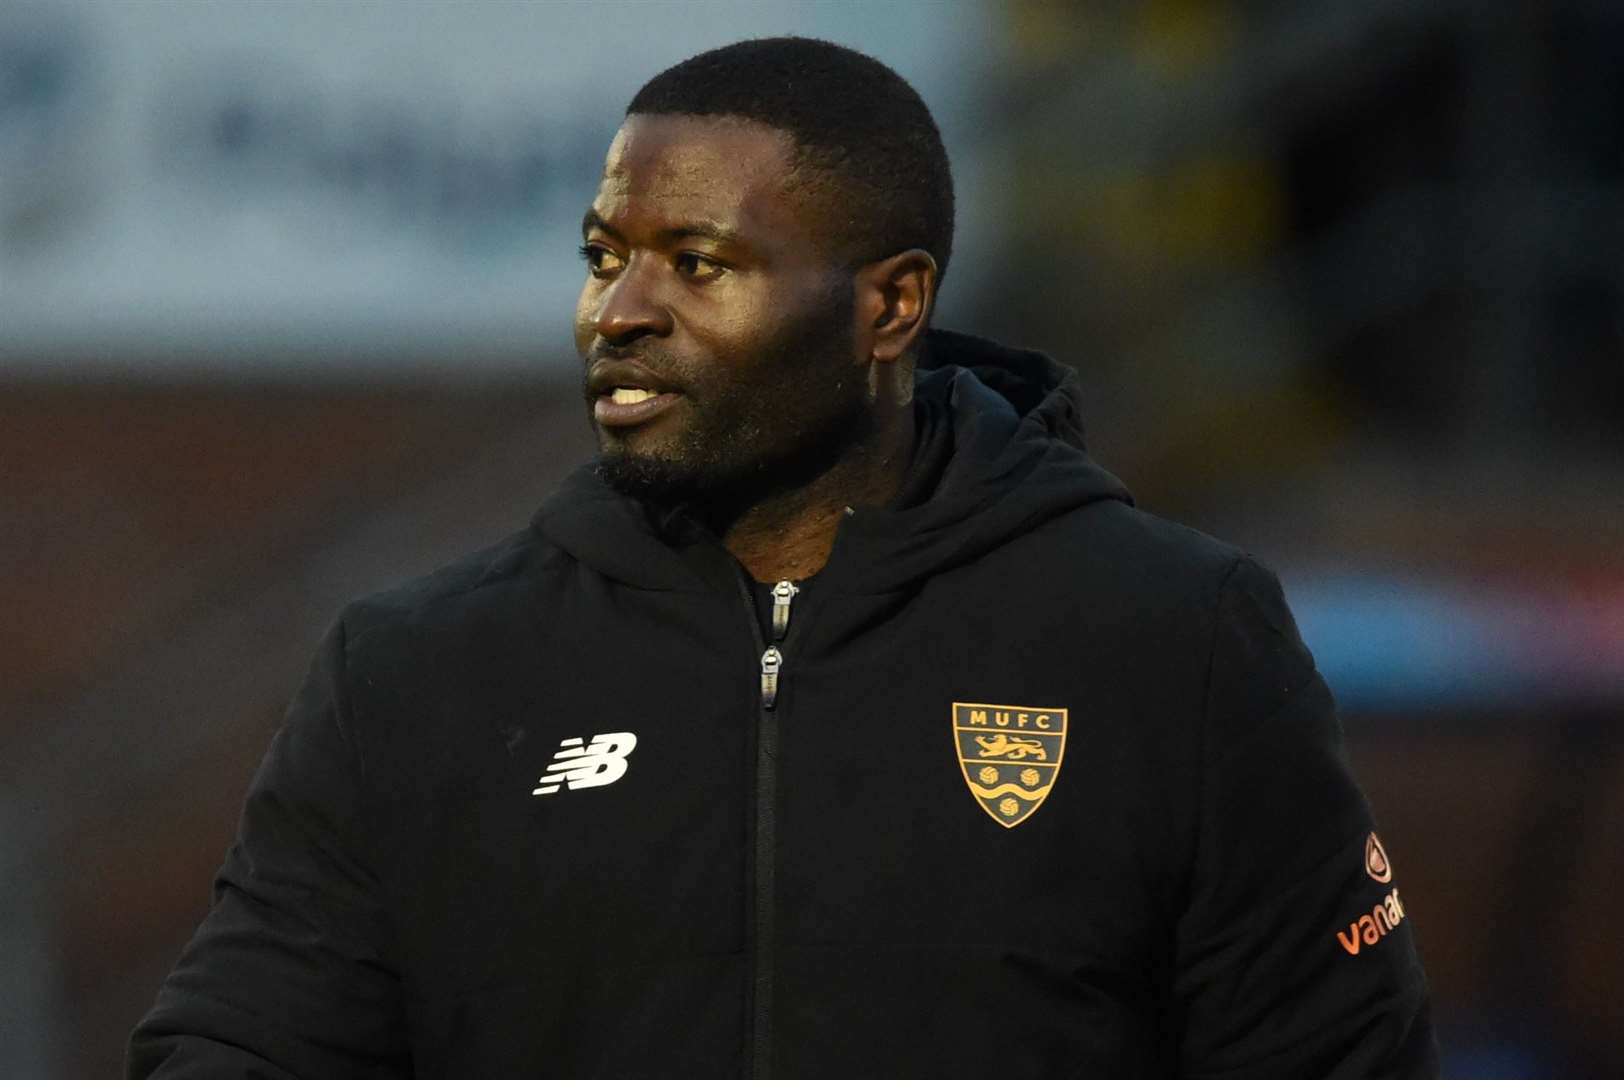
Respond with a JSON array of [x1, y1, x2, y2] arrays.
[[587, 283, 870, 514]]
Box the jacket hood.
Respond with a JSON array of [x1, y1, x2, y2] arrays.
[[532, 329, 1132, 593]]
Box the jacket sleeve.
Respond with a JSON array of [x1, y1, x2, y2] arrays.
[[1172, 557, 1437, 1079], [128, 615, 411, 1079]]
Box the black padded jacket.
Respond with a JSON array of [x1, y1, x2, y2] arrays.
[[130, 329, 1437, 1078]]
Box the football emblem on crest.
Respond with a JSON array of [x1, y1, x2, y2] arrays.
[[952, 702, 1068, 828]]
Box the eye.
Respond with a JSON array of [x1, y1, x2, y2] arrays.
[[674, 251, 726, 282], [578, 242, 624, 278]]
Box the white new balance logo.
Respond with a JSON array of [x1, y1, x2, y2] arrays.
[[531, 732, 638, 796]]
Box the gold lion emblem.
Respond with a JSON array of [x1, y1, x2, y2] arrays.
[[974, 733, 1048, 760]]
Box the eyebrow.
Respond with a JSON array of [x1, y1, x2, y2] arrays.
[[581, 208, 743, 248], [581, 209, 623, 243]]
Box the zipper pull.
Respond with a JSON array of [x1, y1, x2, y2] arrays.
[[760, 646, 782, 710], [770, 580, 799, 642]]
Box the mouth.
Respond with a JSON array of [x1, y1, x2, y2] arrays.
[[594, 386, 683, 427], [587, 359, 684, 429]]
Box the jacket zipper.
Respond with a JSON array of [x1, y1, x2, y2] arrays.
[[769, 579, 798, 646], [759, 647, 782, 709], [738, 574, 798, 1080]]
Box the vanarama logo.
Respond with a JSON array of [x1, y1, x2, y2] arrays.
[[1336, 888, 1407, 956], [1366, 832, 1393, 883]]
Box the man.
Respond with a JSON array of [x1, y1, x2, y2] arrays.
[[132, 38, 1436, 1078]]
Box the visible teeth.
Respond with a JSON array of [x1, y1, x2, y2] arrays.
[[610, 387, 655, 405]]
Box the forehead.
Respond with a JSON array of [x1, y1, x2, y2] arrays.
[[592, 114, 824, 249]]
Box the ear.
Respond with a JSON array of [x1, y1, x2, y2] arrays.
[[855, 249, 938, 364]]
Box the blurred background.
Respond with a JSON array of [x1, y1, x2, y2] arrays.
[[2, 0, 1620, 1075]]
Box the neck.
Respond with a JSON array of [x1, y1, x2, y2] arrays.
[[720, 405, 915, 583]]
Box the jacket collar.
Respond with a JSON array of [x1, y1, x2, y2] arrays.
[[531, 329, 1132, 594]]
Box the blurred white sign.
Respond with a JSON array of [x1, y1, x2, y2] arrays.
[[0, 1, 985, 374]]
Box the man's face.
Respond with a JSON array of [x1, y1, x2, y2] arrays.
[[575, 113, 866, 505]]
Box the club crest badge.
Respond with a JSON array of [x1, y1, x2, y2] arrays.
[[953, 702, 1067, 828]]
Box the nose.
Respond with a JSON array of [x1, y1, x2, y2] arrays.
[[591, 256, 674, 346]]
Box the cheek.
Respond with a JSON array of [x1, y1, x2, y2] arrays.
[[573, 285, 600, 356], [672, 288, 758, 361], [707, 287, 771, 342], [704, 274, 835, 356]]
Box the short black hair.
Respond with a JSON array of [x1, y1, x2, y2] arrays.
[[627, 37, 955, 281]]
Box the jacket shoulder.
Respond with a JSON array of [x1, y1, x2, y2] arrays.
[[336, 524, 566, 647], [1005, 500, 1299, 710], [1043, 498, 1251, 601], [1089, 498, 1241, 561]]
